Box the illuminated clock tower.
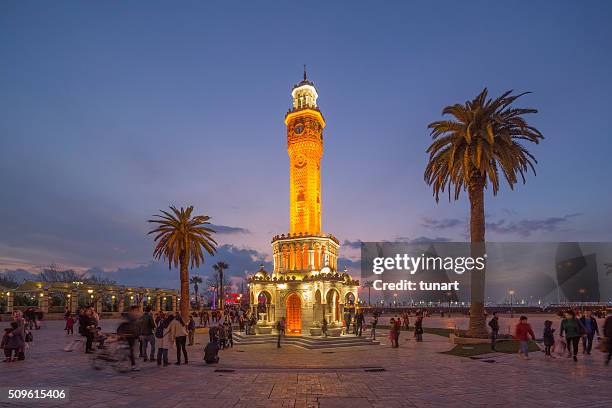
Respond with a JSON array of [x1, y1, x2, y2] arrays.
[[285, 67, 325, 235], [248, 68, 359, 336]]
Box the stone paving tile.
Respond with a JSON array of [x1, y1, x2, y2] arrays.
[[1, 319, 611, 408]]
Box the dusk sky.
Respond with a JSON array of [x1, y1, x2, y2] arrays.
[[1, 1, 611, 288]]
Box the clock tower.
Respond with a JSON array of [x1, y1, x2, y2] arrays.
[[285, 66, 325, 235], [248, 68, 359, 337]]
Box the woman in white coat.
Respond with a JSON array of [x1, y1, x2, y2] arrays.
[[156, 314, 177, 367]]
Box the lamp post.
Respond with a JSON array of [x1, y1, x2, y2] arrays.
[[508, 289, 515, 318], [579, 288, 586, 311]]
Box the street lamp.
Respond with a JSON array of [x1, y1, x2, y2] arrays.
[[579, 288, 586, 310], [508, 289, 515, 318]]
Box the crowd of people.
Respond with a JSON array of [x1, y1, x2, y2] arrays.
[[499, 309, 612, 364], [3, 303, 611, 368]]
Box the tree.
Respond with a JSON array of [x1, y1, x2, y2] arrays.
[[212, 261, 229, 310], [148, 206, 217, 319], [424, 88, 543, 337], [39, 264, 80, 283], [190, 275, 203, 308], [362, 281, 374, 306], [0, 272, 19, 289], [205, 274, 230, 307], [39, 264, 116, 285]]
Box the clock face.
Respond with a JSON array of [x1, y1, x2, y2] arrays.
[[294, 124, 304, 134], [295, 154, 306, 168]]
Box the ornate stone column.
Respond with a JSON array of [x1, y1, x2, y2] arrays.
[[69, 290, 78, 313], [95, 293, 103, 314], [39, 289, 49, 313], [6, 290, 13, 313], [308, 248, 315, 270], [118, 292, 125, 314], [171, 295, 177, 313], [155, 294, 161, 312]]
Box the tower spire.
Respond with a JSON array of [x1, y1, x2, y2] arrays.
[[303, 64, 307, 81]]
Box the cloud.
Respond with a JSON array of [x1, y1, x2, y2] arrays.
[[397, 236, 453, 244], [209, 224, 250, 235], [342, 239, 363, 249], [0, 244, 271, 290], [422, 217, 463, 230], [486, 213, 582, 237]]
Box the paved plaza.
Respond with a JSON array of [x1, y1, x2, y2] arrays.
[[1, 317, 611, 408]]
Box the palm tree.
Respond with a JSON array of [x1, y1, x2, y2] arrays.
[[425, 88, 543, 337], [213, 261, 229, 311], [362, 281, 374, 306], [148, 206, 217, 319], [190, 275, 203, 308]]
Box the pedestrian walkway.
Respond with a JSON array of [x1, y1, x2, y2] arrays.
[[1, 319, 611, 408]]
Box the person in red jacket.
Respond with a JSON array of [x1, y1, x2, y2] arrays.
[[515, 315, 536, 359]]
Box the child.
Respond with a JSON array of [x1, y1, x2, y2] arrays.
[[389, 318, 397, 347], [515, 316, 536, 359], [543, 320, 555, 358], [65, 314, 75, 336], [2, 327, 14, 362]]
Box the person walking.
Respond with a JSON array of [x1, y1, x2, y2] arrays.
[[139, 306, 156, 362], [394, 316, 401, 346], [488, 312, 500, 351], [355, 311, 365, 337], [603, 314, 612, 365], [579, 311, 599, 355], [344, 311, 352, 335], [2, 326, 15, 362], [370, 315, 378, 341], [79, 307, 97, 354], [116, 306, 142, 371], [560, 310, 585, 362], [187, 315, 196, 346], [389, 318, 398, 348], [64, 313, 75, 336], [3, 321, 24, 362], [515, 315, 536, 360], [543, 320, 555, 358], [276, 317, 285, 348], [414, 316, 424, 342], [321, 317, 328, 338], [225, 321, 233, 348], [173, 314, 189, 365]]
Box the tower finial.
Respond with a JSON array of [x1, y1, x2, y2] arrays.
[[303, 64, 307, 80]]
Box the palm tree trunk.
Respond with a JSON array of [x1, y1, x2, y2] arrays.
[[179, 252, 190, 319], [467, 177, 488, 338], [368, 287, 371, 306]]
